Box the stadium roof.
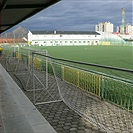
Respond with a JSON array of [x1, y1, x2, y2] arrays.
[[31, 31, 100, 35], [0, 0, 60, 34]]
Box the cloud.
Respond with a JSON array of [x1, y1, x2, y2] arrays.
[[19, 0, 132, 31]]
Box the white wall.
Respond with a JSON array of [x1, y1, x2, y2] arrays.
[[29, 32, 100, 46]]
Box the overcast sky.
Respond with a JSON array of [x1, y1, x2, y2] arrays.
[[16, 0, 132, 31]]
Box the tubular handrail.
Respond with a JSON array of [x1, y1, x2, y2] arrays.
[[52, 60, 133, 84], [32, 52, 133, 73]]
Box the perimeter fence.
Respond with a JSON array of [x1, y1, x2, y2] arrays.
[[2, 45, 133, 132], [31, 52, 133, 111]]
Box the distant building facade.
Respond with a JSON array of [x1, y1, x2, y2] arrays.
[[28, 31, 101, 46], [95, 22, 114, 33], [117, 23, 133, 34]]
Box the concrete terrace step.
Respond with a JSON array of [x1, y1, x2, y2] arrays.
[[0, 63, 57, 133]]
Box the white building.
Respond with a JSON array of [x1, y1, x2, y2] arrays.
[[117, 23, 133, 34], [28, 31, 101, 46], [95, 22, 114, 33]]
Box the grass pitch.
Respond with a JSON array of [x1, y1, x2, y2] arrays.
[[31, 45, 132, 69]]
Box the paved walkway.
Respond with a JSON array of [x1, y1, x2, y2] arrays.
[[2, 59, 133, 133], [0, 63, 57, 133], [59, 80, 133, 131]]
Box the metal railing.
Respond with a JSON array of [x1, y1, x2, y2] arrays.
[[2, 46, 133, 132], [3, 46, 133, 111], [31, 51, 133, 132], [32, 52, 133, 111]]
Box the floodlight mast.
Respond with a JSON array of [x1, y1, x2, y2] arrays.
[[121, 8, 125, 34]]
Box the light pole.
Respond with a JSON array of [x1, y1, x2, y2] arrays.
[[12, 31, 16, 57], [12, 31, 16, 45]]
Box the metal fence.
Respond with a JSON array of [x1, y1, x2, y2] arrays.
[[2, 46, 133, 132], [31, 52, 133, 132]]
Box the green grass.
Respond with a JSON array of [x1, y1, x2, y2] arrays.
[[30, 45, 133, 69], [26, 45, 133, 80]]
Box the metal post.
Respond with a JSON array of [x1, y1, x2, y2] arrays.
[[17, 46, 19, 63], [13, 46, 15, 57], [77, 71, 79, 87], [62, 65, 64, 81], [132, 96, 133, 112], [46, 51, 48, 89], [28, 50, 30, 72], [32, 53, 35, 104], [101, 76, 104, 99], [18, 45, 19, 59]]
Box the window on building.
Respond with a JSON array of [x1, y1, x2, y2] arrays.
[[103, 25, 104, 32]]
